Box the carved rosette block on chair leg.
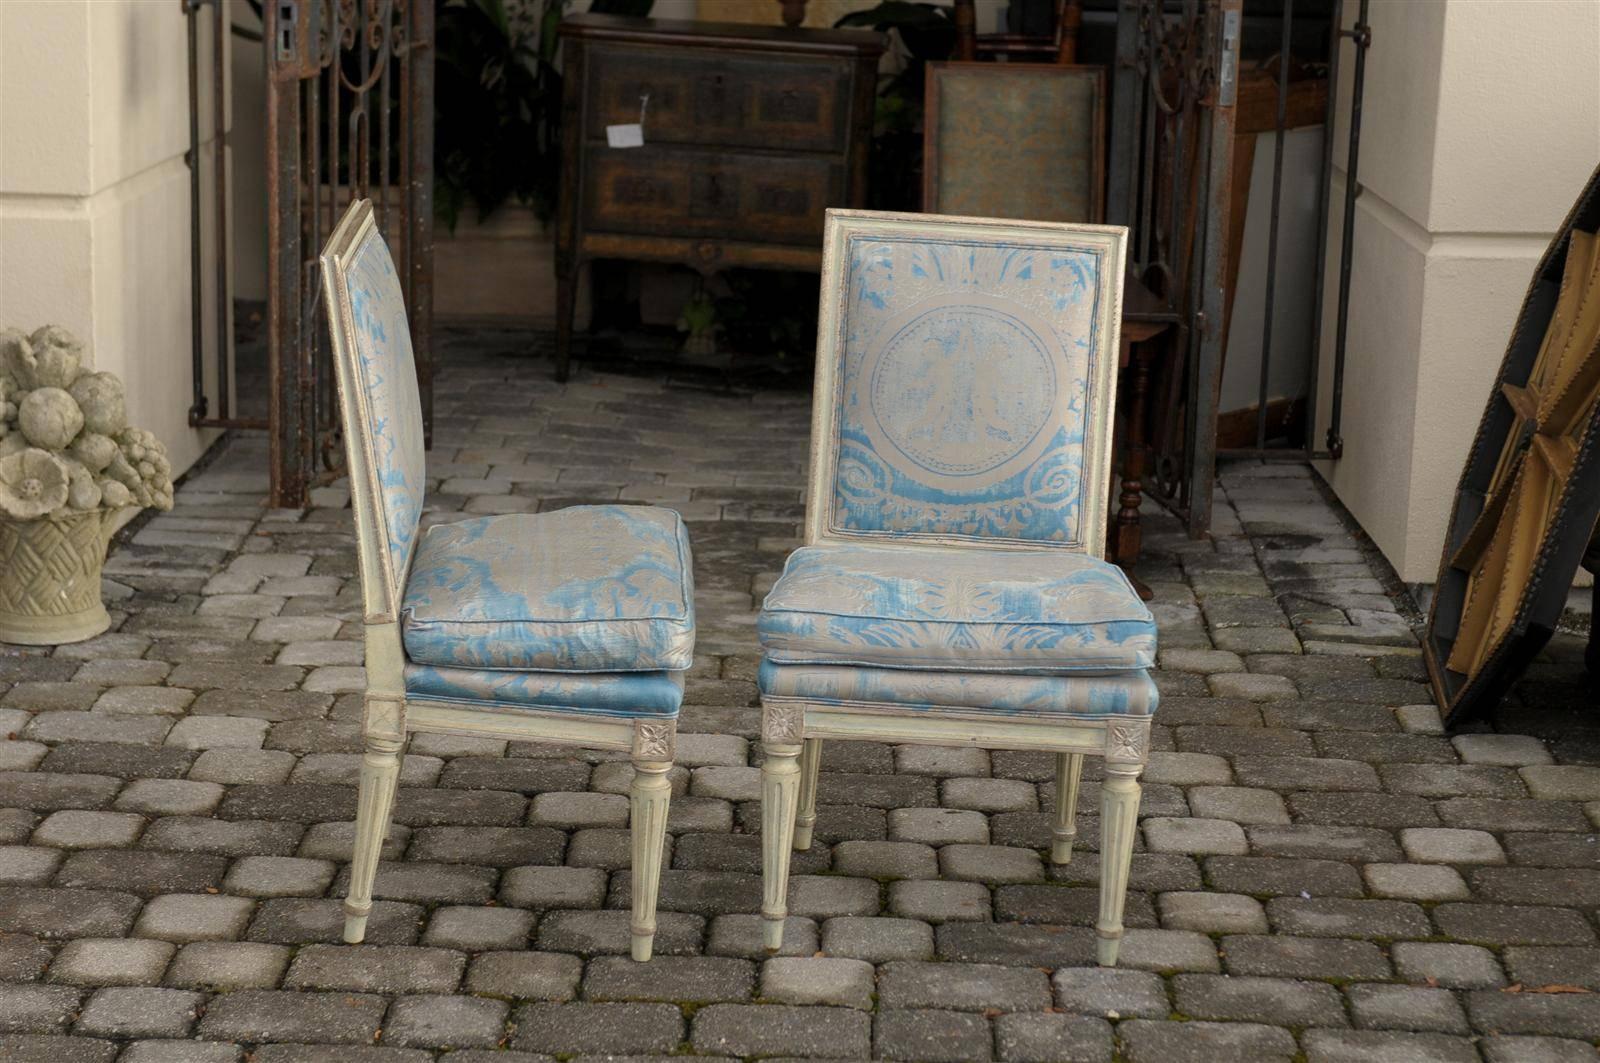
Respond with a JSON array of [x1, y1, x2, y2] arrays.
[[345, 698, 405, 944], [1052, 752, 1085, 865], [760, 702, 804, 952], [629, 720, 676, 962]]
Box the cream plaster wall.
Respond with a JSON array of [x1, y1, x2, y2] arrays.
[[1313, 0, 1600, 583], [0, 0, 224, 479]]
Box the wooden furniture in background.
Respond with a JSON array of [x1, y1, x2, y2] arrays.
[[923, 63, 1106, 224], [953, 0, 1084, 63], [554, 14, 884, 380], [1113, 275, 1178, 600]]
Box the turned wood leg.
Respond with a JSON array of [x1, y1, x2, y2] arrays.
[[952, 0, 976, 59], [761, 702, 804, 952], [1096, 761, 1144, 967], [1115, 343, 1155, 601], [629, 753, 673, 962], [794, 738, 822, 851], [345, 733, 402, 943], [1052, 752, 1084, 865], [554, 263, 578, 383]]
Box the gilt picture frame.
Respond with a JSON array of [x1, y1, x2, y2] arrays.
[[923, 62, 1107, 224], [806, 208, 1127, 556]]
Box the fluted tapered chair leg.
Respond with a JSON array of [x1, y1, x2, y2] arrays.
[[1096, 761, 1143, 966], [793, 738, 822, 851], [629, 752, 673, 962], [1052, 752, 1084, 864], [345, 734, 402, 943], [761, 703, 803, 952], [383, 744, 406, 843]]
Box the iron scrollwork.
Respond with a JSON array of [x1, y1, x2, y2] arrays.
[[1110, 0, 1238, 534]]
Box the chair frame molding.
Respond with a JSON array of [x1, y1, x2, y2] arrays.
[[320, 200, 676, 962], [764, 210, 1147, 967]]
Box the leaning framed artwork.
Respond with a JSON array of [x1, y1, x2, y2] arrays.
[[1424, 162, 1600, 726], [923, 63, 1106, 224], [807, 209, 1127, 555]]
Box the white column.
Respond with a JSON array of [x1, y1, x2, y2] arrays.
[[1312, 0, 1600, 583], [0, 0, 227, 479]]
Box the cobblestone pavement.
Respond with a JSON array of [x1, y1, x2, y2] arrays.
[[0, 335, 1598, 1063]]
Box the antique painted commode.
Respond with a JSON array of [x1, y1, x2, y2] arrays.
[[756, 210, 1157, 966]]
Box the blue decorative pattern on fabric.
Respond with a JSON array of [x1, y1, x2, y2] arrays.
[[405, 664, 683, 718], [402, 506, 695, 673], [759, 543, 1154, 672], [829, 236, 1106, 547], [345, 235, 426, 587], [759, 660, 1156, 718]]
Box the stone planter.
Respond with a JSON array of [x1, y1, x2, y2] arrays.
[[0, 506, 137, 645]]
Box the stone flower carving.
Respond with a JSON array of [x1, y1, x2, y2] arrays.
[[69, 373, 127, 436], [0, 448, 70, 520], [0, 379, 14, 440], [0, 327, 82, 391], [0, 325, 173, 522], [18, 388, 84, 450]]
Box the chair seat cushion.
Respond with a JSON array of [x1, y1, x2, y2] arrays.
[[758, 544, 1155, 673], [759, 661, 1156, 718], [405, 664, 683, 717], [401, 506, 695, 673]]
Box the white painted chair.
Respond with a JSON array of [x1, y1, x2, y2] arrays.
[[319, 200, 695, 961], [757, 210, 1155, 967]]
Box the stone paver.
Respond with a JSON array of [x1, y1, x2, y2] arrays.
[[0, 341, 1593, 1059]]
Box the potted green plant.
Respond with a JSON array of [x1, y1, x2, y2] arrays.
[[0, 326, 174, 645]]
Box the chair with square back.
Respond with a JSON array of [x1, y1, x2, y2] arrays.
[[757, 209, 1155, 966], [319, 200, 695, 962]]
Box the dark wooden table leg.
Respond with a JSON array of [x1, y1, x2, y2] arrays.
[[1115, 338, 1155, 601], [554, 262, 577, 383]]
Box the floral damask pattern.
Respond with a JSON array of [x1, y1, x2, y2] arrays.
[[404, 663, 684, 718], [759, 660, 1157, 718], [402, 506, 695, 673], [759, 543, 1155, 672], [827, 236, 1106, 547], [345, 233, 426, 593]]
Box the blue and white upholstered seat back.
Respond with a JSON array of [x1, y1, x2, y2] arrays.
[[319, 200, 427, 621], [807, 210, 1127, 557]]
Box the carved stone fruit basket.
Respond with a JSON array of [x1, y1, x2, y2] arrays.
[[0, 326, 174, 645]]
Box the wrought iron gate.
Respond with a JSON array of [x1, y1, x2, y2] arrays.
[[265, 0, 434, 508], [1109, 0, 1368, 537], [1108, 0, 1242, 536]]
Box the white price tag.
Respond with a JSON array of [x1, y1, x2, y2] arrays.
[[606, 123, 645, 149]]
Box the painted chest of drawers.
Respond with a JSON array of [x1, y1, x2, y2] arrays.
[[553, 14, 885, 378]]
